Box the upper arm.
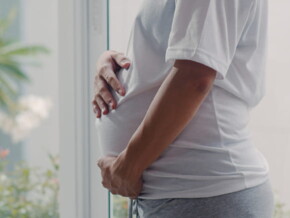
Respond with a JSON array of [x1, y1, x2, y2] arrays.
[[173, 59, 217, 88]]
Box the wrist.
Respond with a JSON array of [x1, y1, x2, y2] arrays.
[[115, 148, 144, 179]]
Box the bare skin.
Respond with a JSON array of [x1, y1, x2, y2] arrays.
[[92, 50, 131, 118], [96, 58, 217, 198]]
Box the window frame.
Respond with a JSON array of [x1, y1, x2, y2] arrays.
[[58, 0, 109, 217]]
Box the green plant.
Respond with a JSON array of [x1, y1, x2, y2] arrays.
[[0, 7, 58, 218], [0, 152, 59, 218], [0, 9, 49, 114], [112, 195, 129, 218], [274, 196, 290, 218]]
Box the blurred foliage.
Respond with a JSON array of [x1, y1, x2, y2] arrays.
[[0, 8, 49, 115], [0, 153, 59, 218], [112, 195, 129, 218], [274, 198, 290, 218], [0, 7, 57, 218]]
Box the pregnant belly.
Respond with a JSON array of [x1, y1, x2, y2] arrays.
[[94, 87, 160, 156]]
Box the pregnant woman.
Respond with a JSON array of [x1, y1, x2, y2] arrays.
[[93, 0, 274, 217]]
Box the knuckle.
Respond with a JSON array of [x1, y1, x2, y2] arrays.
[[111, 51, 121, 58], [95, 96, 103, 105], [120, 57, 128, 63], [104, 73, 114, 84], [113, 52, 126, 62], [99, 64, 110, 75], [107, 76, 115, 85], [99, 103, 106, 108], [94, 78, 99, 88], [109, 50, 117, 55], [99, 86, 107, 94], [94, 73, 100, 80], [94, 78, 103, 91]]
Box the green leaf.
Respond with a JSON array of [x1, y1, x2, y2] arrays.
[[0, 73, 18, 96], [0, 8, 17, 37], [0, 44, 50, 57], [0, 89, 16, 111], [0, 63, 30, 82], [0, 7, 49, 116]]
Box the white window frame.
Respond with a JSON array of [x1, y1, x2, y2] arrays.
[[58, 0, 109, 217]]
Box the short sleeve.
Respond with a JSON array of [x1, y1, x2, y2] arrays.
[[165, 0, 255, 80]]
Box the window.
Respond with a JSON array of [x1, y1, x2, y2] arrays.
[[3, 0, 286, 217], [58, 0, 290, 218]]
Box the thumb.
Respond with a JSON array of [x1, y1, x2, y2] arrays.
[[120, 59, 131, 69], [115, 54, 131, 69]]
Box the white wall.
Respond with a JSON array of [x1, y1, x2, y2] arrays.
[[21, 0, 59, 168], [110, 0, 290, 209], [249, 0, 290, 208]]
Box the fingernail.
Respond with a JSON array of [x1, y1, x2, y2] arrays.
[[121, 60, 129, 65], [109, 102, 114, 110], [117, 88, 123, 95]]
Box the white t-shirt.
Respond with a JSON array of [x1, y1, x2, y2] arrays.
[[95, 0, 270, 199]]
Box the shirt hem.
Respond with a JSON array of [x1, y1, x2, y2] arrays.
[[165, 47, 229, 80], [137, 174, 270, 200]]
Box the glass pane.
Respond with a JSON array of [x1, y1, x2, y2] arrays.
[[108, 0, 143, 217], [0, 1, 60, 217], [112, 195, 129, 218]]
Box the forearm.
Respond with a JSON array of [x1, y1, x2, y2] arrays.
[[117, 61, 216, 176]]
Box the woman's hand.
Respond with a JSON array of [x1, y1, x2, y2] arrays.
[[92, 50, 131, 118], [97, 155, 143, 199]]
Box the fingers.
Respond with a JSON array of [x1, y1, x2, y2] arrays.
[[93, 50, 131, 118], [121, 189, 140, 199], [99, 66, 126, 96], [92, 100, 101, 118], [92, 78, 116, 118], [110, 190, 139, 199], [93, 95, 109, 116], [110, 181, 142, 198], [111, 51, 131, 70], [99, 179, 141, 198], [92, 69, 124, 118]]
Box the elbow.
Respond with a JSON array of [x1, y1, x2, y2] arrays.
[[189, 76, 215, 94], [173, 59, 217, 93]]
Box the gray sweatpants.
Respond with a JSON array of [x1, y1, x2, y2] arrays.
[[130, 179, 274, 218]]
